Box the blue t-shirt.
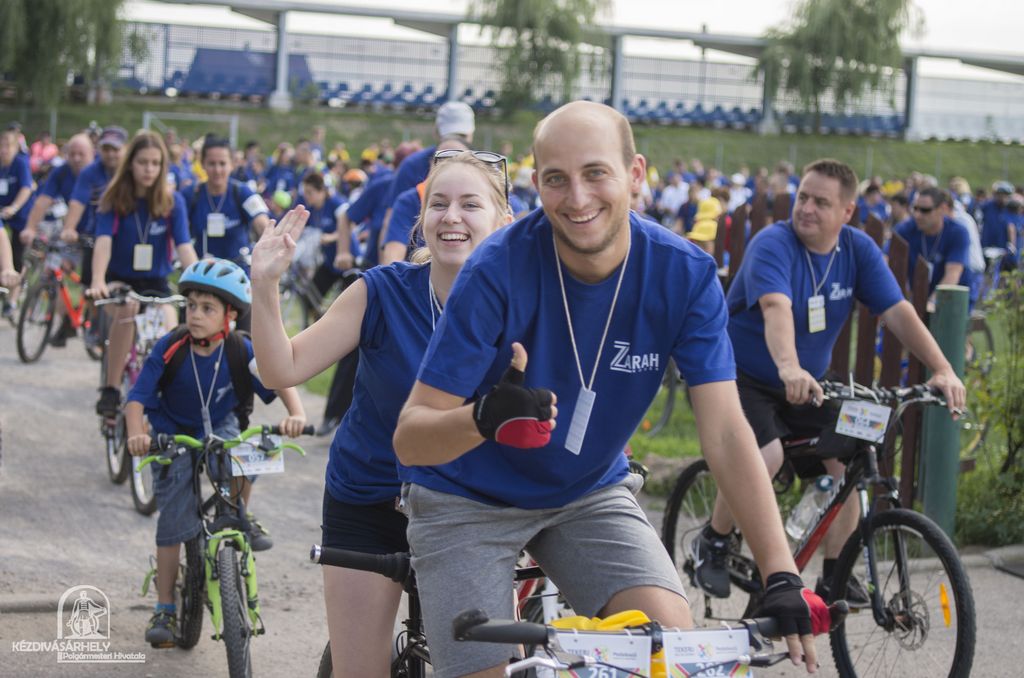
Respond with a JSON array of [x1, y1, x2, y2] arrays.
[[327, 263, 436, 504], [727, 222, 904, 388], [384, 184, 421, 248], [128, 332, 275, 437], [263, 163, 296, 197], [894, 217, 977, 302], [978, 199, 1012, 249], [40, 163, 80, 204], [0, 154, 33, 229], [413, 210, 735, 509], [857, 197, 890, 224], [182, 179, 267, 261], [346, 167, 394, 267], [297, 194, 358, 273], [168, 161, 194, 192], [70, 160, 114, 235], [94, 193, 191, 280], [385, 146, 435, 208]]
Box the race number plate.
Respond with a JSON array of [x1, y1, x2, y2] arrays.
[[662, 628, 752, 677], [835, 400, 892, 443], [537, 632, 651, 678], [230, 440, 286, 477]]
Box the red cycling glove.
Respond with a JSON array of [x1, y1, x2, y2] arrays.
[[756, 572, 831, 636], [473, 364, 554, 448]]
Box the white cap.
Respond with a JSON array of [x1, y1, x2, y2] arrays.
[[731, 172, 747, 185], [436, 101, 475, 138]]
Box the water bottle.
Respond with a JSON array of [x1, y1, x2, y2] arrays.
[[785, 475, 834, 541]]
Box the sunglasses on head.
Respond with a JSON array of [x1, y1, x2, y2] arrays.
[[432, 149, 509, 206], [913, 205, 935, 214]]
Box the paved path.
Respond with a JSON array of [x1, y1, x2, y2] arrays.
[[1, 322, 1020, 676]]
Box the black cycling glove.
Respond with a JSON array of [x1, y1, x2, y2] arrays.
[[756, 572, 830, 636], [473, 364, 554, 448]]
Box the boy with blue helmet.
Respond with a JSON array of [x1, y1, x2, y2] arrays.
[[124, 257, 307, 648]]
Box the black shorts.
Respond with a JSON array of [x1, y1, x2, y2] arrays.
[[736, 371, 857, 458], [106, 275, 172, 297], [321, 489, 409, 555]]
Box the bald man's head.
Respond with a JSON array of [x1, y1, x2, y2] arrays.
[[532, 101, 636, 172], [65, 133, 95, 173]]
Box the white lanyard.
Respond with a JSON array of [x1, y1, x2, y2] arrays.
[[428, 278, 443, 330], [553, 231, 630, 454], [921, 228, 943, 263], [205, 183, 229, 213], [189, 342, 225, 438], [133, 210, 153, 243], [803, 245, 839, 297]]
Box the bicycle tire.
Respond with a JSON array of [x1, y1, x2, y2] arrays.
[[829, 508, 976, 678], [105, 413, 130, 484], [660, 458, 760, 624], [16, 281, 57, 363], [130, 455, 157, 515], [218, 547, 254, 678], [176, 535, 205, 649]]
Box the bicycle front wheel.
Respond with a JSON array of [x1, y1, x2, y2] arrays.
[[130, 456, 157, 515], [105, 413, 130, 484], [660, 458, 760, 624], [176, 535, 205, 649], [830, 508, 976, 678], [16, 282, 57, 363], [218, 547, 254, 678]]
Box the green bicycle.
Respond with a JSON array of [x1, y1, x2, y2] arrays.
[[138, 424, 313, 678]]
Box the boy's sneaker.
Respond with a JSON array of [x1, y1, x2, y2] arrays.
[[145, 610, 177, 648], [690, 525, 733, 598], [49, 319, 74, 347], [247, 513, 273, 552], [1, 302, 16, 325], [815, 574, 871, 607], [95, 386, 121, 417]]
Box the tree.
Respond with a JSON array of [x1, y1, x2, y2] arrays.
[[0, 0, 146, 109], [757, 0, 922, 128], [470, 0, 609, 113]]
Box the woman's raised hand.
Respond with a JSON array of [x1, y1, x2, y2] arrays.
[[251, 206, 310, 284]]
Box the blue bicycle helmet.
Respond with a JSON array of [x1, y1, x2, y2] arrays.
[[178, 258, 251, 313]]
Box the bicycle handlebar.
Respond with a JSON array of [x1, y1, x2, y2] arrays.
[[136, 425, 313, 470], [92, 288, 186, 306], [309, 545, 411, 584]]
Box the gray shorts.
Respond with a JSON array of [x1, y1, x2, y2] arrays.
[[404, 480, 686, 678], [153, 416, 241, 547]]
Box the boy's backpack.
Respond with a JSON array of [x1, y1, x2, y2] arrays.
[[158, 326, 255, 431]]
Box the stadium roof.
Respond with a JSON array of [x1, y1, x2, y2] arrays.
[[155, 0, 1024, 78]]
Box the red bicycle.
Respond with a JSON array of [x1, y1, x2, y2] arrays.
[[16, 235, 104, 363]]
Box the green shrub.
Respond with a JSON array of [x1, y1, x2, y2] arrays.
[[956, 461, 1024, 546]]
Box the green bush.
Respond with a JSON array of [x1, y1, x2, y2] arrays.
[[956, 462, 1024, 546]]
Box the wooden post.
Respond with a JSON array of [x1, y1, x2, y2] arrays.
[[749, 192, 769, 237], [713, 210, 727, 269], [830, 315, 852, 378], [771, 192, 792, 223], [880, 231, 908, 388], [899, 253, 932, 505], [726, 210, 745, 288]]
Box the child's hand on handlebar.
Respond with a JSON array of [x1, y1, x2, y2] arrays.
[[128, 434, 152, 457], [278, 415, 308, 438]]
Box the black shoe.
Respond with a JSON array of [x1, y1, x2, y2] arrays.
[[49, 319, 73, 347], [816, 573, 871, 607], [49, 332, 67, 347], [690, 525, 733, 598], [145, 610, 177, 648], [95, 386, 121, 417], [315, 417, 341, 437], [247, 512, 273, 552]]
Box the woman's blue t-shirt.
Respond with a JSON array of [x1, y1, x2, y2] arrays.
[[94, 192, 191, 280], [0, 154, 33, 229], [326, 263, 435, 504], [414, 210, 736, 509], [182, 179, 267, 261], [128, 332, 276, 437], [727, 221, 904, 388]]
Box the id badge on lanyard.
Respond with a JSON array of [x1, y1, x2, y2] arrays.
[[0, 178, 9, 196], [808, 294, 826, 333], [133, 244, 154, 272], [207, 213, 226, 237]]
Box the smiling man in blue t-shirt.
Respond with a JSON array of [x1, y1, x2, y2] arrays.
[[699, 160, 965, 606], [393, 102, 830, 678]]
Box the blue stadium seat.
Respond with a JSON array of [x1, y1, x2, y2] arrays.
[[633, 98, 652, 123], [709, 105, 728, 128], [690, 104, 708, 126], [744, 107, 762, 127], [350, 83, 374, 106], [670, 102, 687, 124], [884, 114, 903, 137], [727, 106, 744, 129], [651, 100, 673, 124]]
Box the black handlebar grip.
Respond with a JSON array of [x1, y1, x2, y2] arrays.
[[309, 545, 410, 584], [268, 425, 316, 436], [452, 610, 550, 645], [750, 600, 850, 638]]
